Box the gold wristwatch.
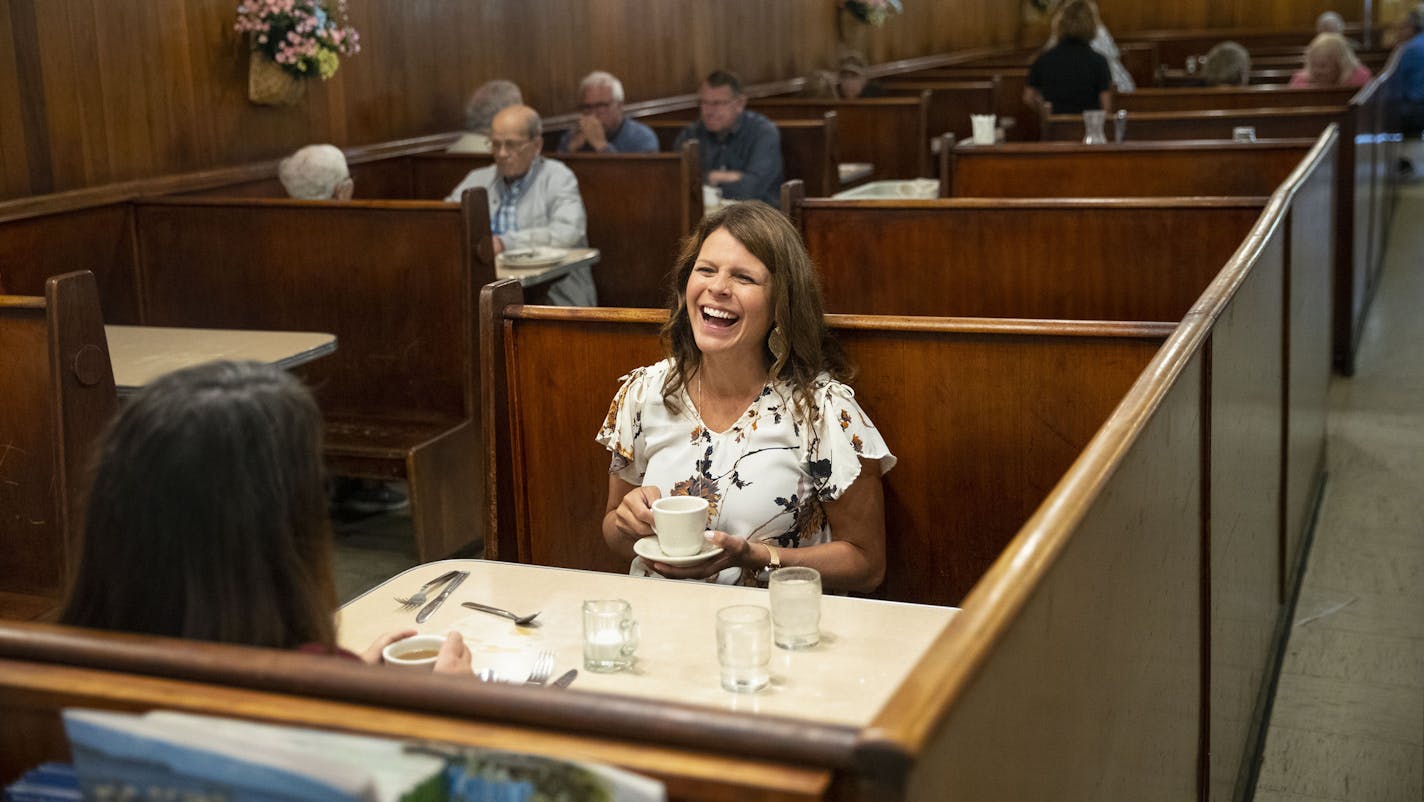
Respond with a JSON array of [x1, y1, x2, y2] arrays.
[[763, 544, 781, 573]]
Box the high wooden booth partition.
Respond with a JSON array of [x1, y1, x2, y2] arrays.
[[0, 272, 117, 621], [0, 181, 497, 563], [0, 129, 1337, 799]]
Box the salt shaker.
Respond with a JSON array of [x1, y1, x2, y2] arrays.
[[1114, 110, 1128, 143]]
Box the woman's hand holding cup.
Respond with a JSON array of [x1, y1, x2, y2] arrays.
[[611, 485, 660, 544]]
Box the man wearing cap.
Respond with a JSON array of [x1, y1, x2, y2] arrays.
[[838, 53, 886, 98]]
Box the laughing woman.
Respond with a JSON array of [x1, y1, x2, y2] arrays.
[[597, 202, 895, 592]]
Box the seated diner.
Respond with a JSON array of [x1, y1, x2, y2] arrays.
[[59, 360, 471, 674], [598, 202, 893, 593]]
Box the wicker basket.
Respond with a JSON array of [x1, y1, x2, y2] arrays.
[[248, 50, 304, 106]]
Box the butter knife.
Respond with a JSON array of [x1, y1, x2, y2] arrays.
[[415, 571, 467, 623], [551, 669, 578, 689]]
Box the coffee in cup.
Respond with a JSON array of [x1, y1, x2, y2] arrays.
[[651, 495, 709, 557], [382, 634, 447, 671]]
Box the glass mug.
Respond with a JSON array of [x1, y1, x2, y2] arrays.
[[583, 599, 638, 672]]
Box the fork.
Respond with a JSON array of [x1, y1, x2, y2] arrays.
[[524, 649, 555, 686], [393, 569, 460, 610]]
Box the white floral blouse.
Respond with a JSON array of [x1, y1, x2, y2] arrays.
[[596, 359, 896, 583]]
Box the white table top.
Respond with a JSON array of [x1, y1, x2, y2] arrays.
[[496, 247, 600, 288], [105, 325, 336, 394], [837, 162, 875, 185], [338, 559, 957, 727]]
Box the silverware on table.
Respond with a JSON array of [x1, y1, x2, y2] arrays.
[[460, 601, 541, 626], [415, 571, 467, 623], [550, 669, 578, 689], [524, 650, 555, 686], [393, 569, 461, 610]]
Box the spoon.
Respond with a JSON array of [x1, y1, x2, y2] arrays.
[[461, 601, 541, 626]]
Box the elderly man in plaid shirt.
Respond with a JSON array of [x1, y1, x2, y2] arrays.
[[447, 104, 593, 306]]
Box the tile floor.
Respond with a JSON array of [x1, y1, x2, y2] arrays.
[[1252, 174, 1424, 802]]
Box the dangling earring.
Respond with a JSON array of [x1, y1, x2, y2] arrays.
[[768, 324, 788, 365]]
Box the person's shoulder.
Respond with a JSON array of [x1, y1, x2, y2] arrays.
[[539, 156, 578, 180]]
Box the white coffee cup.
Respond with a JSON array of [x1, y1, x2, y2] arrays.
[[970, 114, 997, 145], [651, 495, 709, 557], [381, 634, 446, 671]]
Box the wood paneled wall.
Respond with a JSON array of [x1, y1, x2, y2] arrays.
[[1091, 0, 1367, 33], [0, 0, 1019, 201]]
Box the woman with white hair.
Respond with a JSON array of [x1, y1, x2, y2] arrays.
[[277, 144, 353, 200], [1289, 32, 1373, 87]]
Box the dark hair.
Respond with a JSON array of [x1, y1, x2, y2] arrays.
[[60, 361, 338, 650], [659, 201, 850, 419], [704, 69, 743, 96]]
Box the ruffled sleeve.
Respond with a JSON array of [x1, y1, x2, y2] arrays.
[[595, 364, 656, 485], [804, 378, 896, 502]]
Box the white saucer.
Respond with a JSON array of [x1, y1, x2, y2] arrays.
[[498, 246, 567, 269], [633, 536, 723, 567]]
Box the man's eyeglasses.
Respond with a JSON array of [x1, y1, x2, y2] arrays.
[[490, 138, 534, 153], [578, 101, 614, 113]]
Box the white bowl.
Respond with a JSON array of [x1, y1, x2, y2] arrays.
[[381, 634, 446, 670]]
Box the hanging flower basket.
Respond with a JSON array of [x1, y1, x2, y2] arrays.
[[248, 50, 305, 106], [235, 0, 360, 106]]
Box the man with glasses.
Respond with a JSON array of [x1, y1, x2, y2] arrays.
[[558, 71, 658, 154], [446, 105, 594, 306], [674, 69, 784, 207]]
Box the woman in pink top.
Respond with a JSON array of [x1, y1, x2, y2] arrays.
[[1290, 32, 1373, 87]]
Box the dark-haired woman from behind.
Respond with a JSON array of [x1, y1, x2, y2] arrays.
[[60, 360, 469, 673]]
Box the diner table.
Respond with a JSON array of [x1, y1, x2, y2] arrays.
[[105, 324, 336, 396], [338, 559, 957, 728], [496, 247, 600, 288]]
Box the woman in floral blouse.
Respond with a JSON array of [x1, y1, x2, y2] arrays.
[[597, 202, 895, 592]]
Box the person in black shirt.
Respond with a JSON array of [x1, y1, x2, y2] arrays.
[[1024, 0, 1112, 116]]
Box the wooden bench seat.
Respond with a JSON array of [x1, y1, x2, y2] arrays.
[[480, 280, 1172, 607], [407, 145, 701, 308], [886, 67, 1036, 141], [1114, 85, 1358, 114], [944, 138, 1314, 198], [0, 272, 117, 620], [130, 195, 492, 561], [868, 79, 998, 146], [783, 182, 1267, 322], [646, 115, 842, 197], [749, 95, 933, 180]]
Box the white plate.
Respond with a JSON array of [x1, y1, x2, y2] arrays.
[[633, 536, 724, 567], [499, 246, 567, 269]]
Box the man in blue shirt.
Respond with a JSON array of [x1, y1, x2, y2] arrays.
[[1396, 5, 1424, 136], [675, 70, 784, 208], [558, 71, 659, 154]]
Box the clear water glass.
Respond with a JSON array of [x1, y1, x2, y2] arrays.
[[769, 567, 822, 649], [716, 605, 770, 693], [583, 599, 638, 673]]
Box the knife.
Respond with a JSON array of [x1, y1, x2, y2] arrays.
[[551, 669, 578, 689], [415, 571, 467, 623]]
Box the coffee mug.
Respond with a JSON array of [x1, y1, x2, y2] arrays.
[[651, 495, 709, 557], [382, 634, 446, 671]]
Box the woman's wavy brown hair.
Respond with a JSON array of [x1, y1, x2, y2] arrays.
[[659, 201, 849, 419]]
